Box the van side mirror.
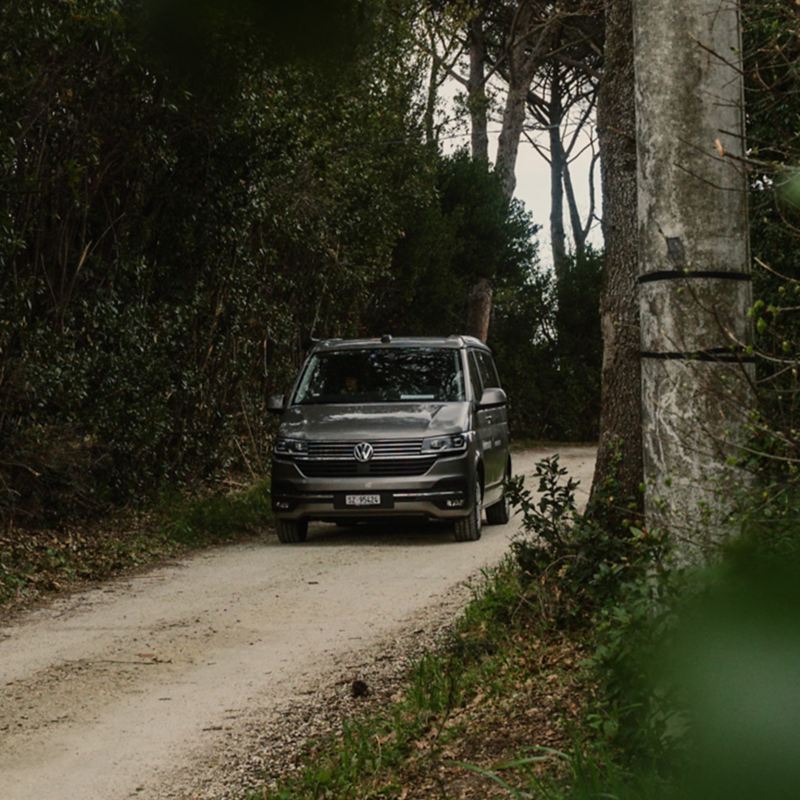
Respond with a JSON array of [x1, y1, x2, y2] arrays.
[[267, 394, 286, 414], [478, 387, 507, 409]]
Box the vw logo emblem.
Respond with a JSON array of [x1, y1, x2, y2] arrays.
[[353, 442, 374, 463]]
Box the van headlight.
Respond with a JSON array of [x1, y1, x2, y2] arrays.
[[274, 438, 308, 456], [421, 432, 472, 453]]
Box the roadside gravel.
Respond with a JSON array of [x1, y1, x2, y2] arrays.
[[162, 579, 475, 799]]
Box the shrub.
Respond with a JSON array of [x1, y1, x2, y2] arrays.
[[507, 456, 668, 626]]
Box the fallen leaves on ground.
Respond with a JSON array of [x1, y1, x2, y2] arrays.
[[386, 635, 587, 800]]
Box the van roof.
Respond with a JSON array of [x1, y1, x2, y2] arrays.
[[312, 335, 491, 353]]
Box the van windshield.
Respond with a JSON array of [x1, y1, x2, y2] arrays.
[[293, 348, 465, 405]]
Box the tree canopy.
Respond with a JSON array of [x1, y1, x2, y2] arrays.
[[1, 0, 594, 524]]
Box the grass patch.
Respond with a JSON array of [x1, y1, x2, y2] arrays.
[[159, 479, 272, 546], [258, 563, 588, 800], [0, 478, 273, 609]]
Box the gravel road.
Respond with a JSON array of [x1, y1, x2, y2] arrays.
[[0, 446, 595, 800]]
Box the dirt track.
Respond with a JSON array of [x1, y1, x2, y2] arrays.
[[0, 446, 595, 800]]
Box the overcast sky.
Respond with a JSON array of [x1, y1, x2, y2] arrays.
[[441, 84, 604, 269]]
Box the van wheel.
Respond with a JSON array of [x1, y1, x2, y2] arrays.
[[486, 475, 510, 525], [454, 477, 482, 542], [276, 519, 308, 544]]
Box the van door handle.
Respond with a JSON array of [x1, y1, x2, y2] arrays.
[[485, 414, 493, 424]]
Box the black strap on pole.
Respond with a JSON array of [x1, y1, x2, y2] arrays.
[[638, 271, 751, 284]]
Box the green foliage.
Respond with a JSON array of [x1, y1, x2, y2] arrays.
[[738, 0, 800, 565], [743, 0, 800, 444], [159, 479, 272, 546], [507, 456, 685, 770], [493, 249, 603, 441], [0, 1, 602, 525], [379, 192, 604, 449], [0, 478, 271, 605], [0, 0, 434, 522], [372, 151, 540, 336], [572, 521, 800, 800], [262, 564, 528, 800], [368, 151, 602, 443], [506, 439, 800, 797], [507, 456, 666, 626], [552, 249, 604, 438]]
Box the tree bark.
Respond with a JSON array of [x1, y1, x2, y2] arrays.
[[465, 13, 492, 340], [423, 23, 439, 145], [468, 14, 489, 162], [590, 0, 644, 512], [548, 70, 569, 282], [549, 132, 568, 281], [563, 156, 587, 260], [469, 1, 556, 339], [633, 0, 752, 559], [495, 2, 551, 200], [466, 278, 493, 342], [496, 82, 529, 199]]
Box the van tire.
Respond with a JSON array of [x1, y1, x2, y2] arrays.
[[276, 519, 308, 544], [485, 493, 510, 525], [486, 472, 510, 525], [454, 477, 482, 542]]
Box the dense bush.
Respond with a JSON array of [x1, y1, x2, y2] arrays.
[[370, 151, 540, 336], [0, 0, 431, 522], [509, 452, 800, 788], [493, 249, 603, 441], [0, 2, 602, 527], [508, 455, 663, 627], [367, 151, 602, 444]]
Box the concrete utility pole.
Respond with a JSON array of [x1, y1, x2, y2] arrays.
[[632, 0, 753, 561]]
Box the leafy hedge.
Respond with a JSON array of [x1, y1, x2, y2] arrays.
[[0, 1, 602, 526]]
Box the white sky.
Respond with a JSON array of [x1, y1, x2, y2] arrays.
[[440, 80, 604, 269]]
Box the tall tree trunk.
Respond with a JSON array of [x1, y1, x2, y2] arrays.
[[549, 70, 569, 282], [465, 13, 491, 340], [466, 278, 493, 342], [424, 25, 439, 145], [563, 158, 586, 260], [633, 0, 752, 560], [590, 0, 643, 513], [484, 18, 539, 339], [424, 56, 439, 144], [470, 1, 552, 339], [549, 133, 568, 281], [496, 82, 529, 199], [468, 14, 489, 162], [495, 3, 559, 199]]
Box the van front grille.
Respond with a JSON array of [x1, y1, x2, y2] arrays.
[[295, 457, 437, 478], [306, 439, 424, 459]]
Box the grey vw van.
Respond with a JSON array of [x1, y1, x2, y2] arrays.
[[268, 336, 511, 543]]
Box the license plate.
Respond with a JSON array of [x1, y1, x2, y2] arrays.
[[345, 494, 382, 507]]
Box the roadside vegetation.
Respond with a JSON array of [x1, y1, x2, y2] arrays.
[[0, 479, 271, 607], [256, 439, 798, 800], [256, 558, 587, 800], [0, 1, 600, 534], [260, 6, 800, 794], [0, 1, 601, 604]]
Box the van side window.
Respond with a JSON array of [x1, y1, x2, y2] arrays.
[[467, 351, 483, 399], [475, 351, 501, 389]]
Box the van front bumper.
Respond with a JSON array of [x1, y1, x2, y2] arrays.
[[270, 453, 474, 521]]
